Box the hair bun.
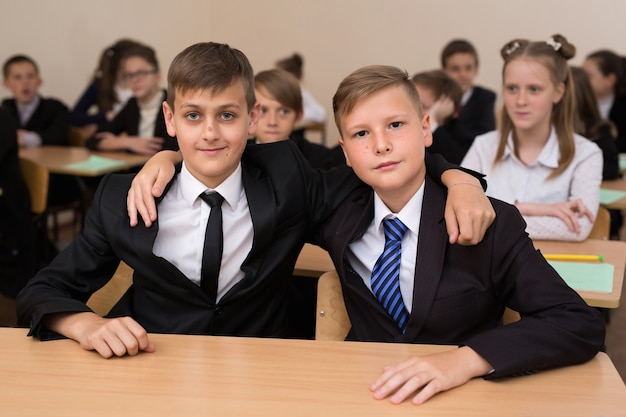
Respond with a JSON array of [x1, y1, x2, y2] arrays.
[[500, 39, 529, 59], [548, 34, 576, 60]]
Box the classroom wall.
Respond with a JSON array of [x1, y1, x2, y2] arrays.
[[2, 0, 626, 143]]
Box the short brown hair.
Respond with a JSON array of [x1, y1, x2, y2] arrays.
[[121, 44, 159, 72], [441, 39, 479, 68], [167, 42, 256, 111], [333, 65, 422, 136], [254, 69, 303, 114], [412, 69, 463, 110], [3, 54, 39, 78]]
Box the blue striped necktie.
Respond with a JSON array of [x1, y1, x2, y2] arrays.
[[371, 217, 409, 332]]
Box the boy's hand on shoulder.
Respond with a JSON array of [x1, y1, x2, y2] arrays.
[[128, 150, 181, 227], [442, 174, 495, 245], [46, 312, 155, 359], [370, 346, 492, 405]]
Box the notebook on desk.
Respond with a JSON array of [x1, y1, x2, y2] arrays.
[[548, 261, 613, 293]]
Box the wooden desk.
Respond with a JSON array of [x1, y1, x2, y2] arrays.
[[294, 243, 334, 277], [1, 328, 624, 416], [601, 177, 626, 209], [19, 145, 150, 176], [534, 239, 626, 308]]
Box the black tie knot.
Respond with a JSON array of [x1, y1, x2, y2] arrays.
[[200, 192, 224, 208]]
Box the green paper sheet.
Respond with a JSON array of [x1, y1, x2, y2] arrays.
[[619, 153, 626, 171], [64, 155, 126, 171], [600, 188, 626, 205], [548, 261, 614, 293]]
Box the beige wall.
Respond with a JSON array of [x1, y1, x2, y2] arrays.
[[2, 0, 626, 142]]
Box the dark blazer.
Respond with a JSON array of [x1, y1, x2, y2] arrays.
[[2, 96, 80, 206], [16, 140, 362, 338], [86, 90, 178, 152], [1, 96, 69, 146], [453, 86, 496, 151], [609, 94, 626, 152], [0, 108, 37, 297], [317, 176, 605, 378]]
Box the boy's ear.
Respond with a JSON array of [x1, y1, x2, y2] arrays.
[[337, 136, 352, 167], [162, 101, 177, 137], [295, 111, 304, 126], [422, 113, 433, 148], [247, 102, 260, 137]]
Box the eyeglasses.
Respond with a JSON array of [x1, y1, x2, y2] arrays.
[[122, 69, 157, 82]]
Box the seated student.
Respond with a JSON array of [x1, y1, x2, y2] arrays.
[[317, 64, 604, 405], [462, 35, 603, 241], [1, 54, 81, 208], [17, 42, 494, 358], [253, 68, 330, 169], [582, 49, 626, 152], [275, 52, 327, 127], [85, 44, 178, 155], [441, 39, 496, 148], [0, 107, 37, 326], [412, 69, 466, 164], [70, 38, 145, 129]]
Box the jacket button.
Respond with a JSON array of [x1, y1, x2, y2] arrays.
[[215, 307, 223, 316]]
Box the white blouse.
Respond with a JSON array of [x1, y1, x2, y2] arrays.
[[462, 127, 603, 241]]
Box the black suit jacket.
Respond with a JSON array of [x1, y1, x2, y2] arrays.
[[86, 90, 178, 152], [0, 108, 36, 297], [317, 176, 604, 378], [609, 94, 626, 152], [1, 96, 69, 146], [16, 140, 363, 338], [453, 86, 496, 150]]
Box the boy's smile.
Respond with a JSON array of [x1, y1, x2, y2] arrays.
[[339, 85, 432, 213], [163, 82, 258, 189]]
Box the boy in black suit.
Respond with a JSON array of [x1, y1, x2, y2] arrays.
[[2, 54, 81, 207], [318, 65, 604, 405], [18, 42, 494, 358]]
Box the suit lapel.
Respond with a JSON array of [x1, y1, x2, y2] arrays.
[[241, 162, 276, 265], [405, 176, 448, 337]]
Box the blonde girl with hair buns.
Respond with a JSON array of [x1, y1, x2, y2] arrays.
[[462, 34, 602, 241]]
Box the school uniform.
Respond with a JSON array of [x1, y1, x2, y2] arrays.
[[86, 90, 178, 152], [454, 86, 496, 153], [317, 176, 605, 378], [608, 94, 626, 152]]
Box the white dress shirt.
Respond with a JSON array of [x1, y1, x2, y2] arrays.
[[462, 127, 603, 241], [153, 162, 253, 302], [345, 183, 425, 312]]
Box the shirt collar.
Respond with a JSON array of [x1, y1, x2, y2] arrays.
[[179, 161, 244, 210], [502, 126, 560, 168], [17, 95, 40, 119], [461, 87, 473, 106], [373, 181, 425, 236], [140, 89, 163, 111]]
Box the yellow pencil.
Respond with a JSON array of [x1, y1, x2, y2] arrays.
[[543, 254, 604, 262]]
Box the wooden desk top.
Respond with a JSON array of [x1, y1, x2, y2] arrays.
[[601, 177, 626, 209], [1, 328, 624, 416], [534, 239, 626, 308], [19, 145, 150, 176]]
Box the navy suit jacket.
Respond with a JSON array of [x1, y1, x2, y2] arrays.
[[317, 176, 605, 378]]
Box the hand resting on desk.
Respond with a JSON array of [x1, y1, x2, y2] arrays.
[[371, 346, 492, 405], [44, 312, 155, 358]]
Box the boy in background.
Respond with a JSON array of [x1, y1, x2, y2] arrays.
[[2, 54, 81, 208], [253, 69, 330, 169], [317, 65, 604, 405]]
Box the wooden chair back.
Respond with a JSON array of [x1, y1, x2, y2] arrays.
[[316, 270, 351, 340], [19, 157, 49, 215], [588, 206, 611, 240]]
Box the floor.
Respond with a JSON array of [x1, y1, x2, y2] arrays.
[[50, 211, 626, 384]]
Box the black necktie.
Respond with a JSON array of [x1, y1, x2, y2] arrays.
[[199, 192, 225, 301]]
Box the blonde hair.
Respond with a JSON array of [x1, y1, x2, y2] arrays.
[[497, 34, 576, 178], [333, 65, 423, 137]]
